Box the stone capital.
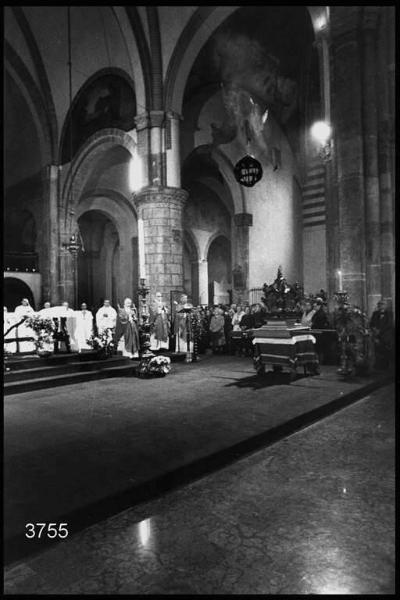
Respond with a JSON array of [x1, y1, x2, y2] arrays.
[[234, 212, 253, 227], [149, 110, 165, 128], [132, 186, 188, 210], [134, 111, 169, 131], [134, 112, 150, 131]]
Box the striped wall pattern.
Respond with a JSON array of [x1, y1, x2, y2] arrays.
[[302, 160, 326, 228]]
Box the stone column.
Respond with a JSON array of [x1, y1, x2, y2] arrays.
[[314, 29, 331, 122], [165, 111, 182, 188], [134, 113, 151, 188], [149, 110, 165, 186], [362, 8, 381, 316], [233, 213, 252, 303], [41, 165, 60, 304], [331, 7, 367, 310], [198, 259, 209, 305], [58, 244, 75, 305], [133, 186, 188, 297]]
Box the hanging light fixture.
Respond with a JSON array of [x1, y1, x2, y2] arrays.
[[311, 120, 332, 162], [234, 118, 263, 187]]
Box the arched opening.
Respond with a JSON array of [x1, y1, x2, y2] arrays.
[[183, 148, 233, 305], [77, 211, 120, 309], [207, 235, 232, 306], [4, 278, 35, 311]]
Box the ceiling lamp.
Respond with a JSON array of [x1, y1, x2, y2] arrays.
[[311, 120, 332, 162]]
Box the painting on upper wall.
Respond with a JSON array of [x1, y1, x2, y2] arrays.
[[61, 73, 136, 164]]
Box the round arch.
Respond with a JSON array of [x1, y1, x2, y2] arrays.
[[207, 233, 232, 305], [76, 192, 138, 306], [4, 277, 36, 311], [183, 230, 200, 303], [183, 144, 244, 215], [205, 230, 231, 260], [61, 128, 136, 227], [76, 191, 137, 239]]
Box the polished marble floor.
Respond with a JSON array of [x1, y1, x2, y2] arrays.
[[4, 384, 394, 594], [5, 355, 388, 558]]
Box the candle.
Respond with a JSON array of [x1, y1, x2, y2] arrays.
[[337, 269, 343, 291]]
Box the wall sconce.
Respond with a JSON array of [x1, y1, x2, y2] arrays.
[[311, 120, 332, 162]]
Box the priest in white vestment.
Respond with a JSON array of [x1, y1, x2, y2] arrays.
[[74, 302, 94, 352], [96, 300, 117, 334], [38, 301, 53, 319], [14, 298, 36, 352]]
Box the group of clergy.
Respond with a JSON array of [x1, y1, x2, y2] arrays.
[[4, 293, 193, 357]]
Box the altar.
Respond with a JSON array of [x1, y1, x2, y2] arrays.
[[252, 320, 319, 380]]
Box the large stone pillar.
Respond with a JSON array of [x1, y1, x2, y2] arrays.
[[361, 8, 381, 316], [133, 186, 188, 297], [377, 7, 395, 311], [331, 7, 367, 310], [314, 28, 339, 304]]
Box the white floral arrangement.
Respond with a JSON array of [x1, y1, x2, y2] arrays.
[[148, 355, 171, 374], [137, 354, 171, 377], [24, 315, 55, 352], [87, 327, 115, 356]]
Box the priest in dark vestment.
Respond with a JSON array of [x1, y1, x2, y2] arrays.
[[174, 294, 193, 352], [115, 297, 140, 358], [149, 292, 170, 350]]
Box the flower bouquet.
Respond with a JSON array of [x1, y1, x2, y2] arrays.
[[87, 327, 115, 358], [24, 315, 55, 355], [136, 355, 171, 377]]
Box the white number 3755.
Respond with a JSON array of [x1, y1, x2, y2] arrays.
[[25, 523, 69, 539]]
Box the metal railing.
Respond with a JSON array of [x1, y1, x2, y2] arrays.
[[3, 318, 36, 354]]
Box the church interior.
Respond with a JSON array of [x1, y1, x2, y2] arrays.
[[3, 5, 395, 594]]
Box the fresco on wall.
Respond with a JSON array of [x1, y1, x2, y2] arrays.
[[61, 74, 136, 163], [183, 6, 314, 161]]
